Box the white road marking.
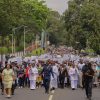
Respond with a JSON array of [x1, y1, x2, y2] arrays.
[[48, 90, 55, 100], [49, 95, 53, 100]]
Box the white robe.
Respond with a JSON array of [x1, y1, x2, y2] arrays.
[[50, 65, 59, 89], [69, 67, 79, 89], [29, 67, 38, 89]]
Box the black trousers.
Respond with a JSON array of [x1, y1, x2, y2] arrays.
[[25, 77, 30, 87], [43, 78, 50, 93], [67, 76, 70, 86], [59, 76, 65, 88], [12, 83, 15, 94], [84, 79, 93, 98], [18, 77, 24, 87], [0, 82, 4, 94]]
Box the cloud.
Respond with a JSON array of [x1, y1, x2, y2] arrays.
[[44, 0, 69, 14]]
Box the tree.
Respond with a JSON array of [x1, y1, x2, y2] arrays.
[[46, 11, 65, 45], [0, 0, 50, 53], [63, 0, 100, 51]]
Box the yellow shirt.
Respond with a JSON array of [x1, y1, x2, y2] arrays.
[[2, 69, 14, 82]]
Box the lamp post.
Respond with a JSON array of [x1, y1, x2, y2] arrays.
[[12, 29, 14, 54], [76, 41, 80, 50], [12, 28, 16, 55], [12, 25, 25, 55], [24, 26, 27, 55]]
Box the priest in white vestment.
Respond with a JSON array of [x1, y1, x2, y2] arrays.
[[50, 63, 59, 90], [29, 64, 38, 90]]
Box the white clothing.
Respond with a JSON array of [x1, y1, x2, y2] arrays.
[[69, 67, 79, 89], [29, 67, 38, 81], [50, 65, 59, 88], [71, 80, 78, 89], [29, 67, 38, 90], [78, 63, 85, 71], [69, 67, 79, 81], [78, 63, 85, 87], [30, 80, 36, 89]]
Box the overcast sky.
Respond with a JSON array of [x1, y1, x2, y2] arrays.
[[44, 0, 69, 14]]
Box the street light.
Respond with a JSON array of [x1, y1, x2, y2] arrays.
[[12, 25, 25, 55], [12, 29, 14, 54], [24, 26, 27, 55]]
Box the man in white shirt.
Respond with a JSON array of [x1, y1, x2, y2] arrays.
[[78, 60, 85, 88]]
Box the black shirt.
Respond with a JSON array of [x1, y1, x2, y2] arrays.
[[82, 65, 94, 80]]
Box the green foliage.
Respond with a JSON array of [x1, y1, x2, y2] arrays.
[[32, 48, 45, 56], [0, 47, 8, 54], [0, 0, 49, 53], [46, 11, 65, 45], [85, 49, 94, 53], [63, 0, 100, 52]]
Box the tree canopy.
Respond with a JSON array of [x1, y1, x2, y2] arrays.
[[0, 0, 100, 54], [63, 0, 100, 52], [0, 0, 49, 53]]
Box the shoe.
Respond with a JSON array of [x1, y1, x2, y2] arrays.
[[7, 95, 11, 98], [12, 93, 14, 95], [88, 96, 91, 100], [45, 90, 49, 94], [30, 89, 35, 90], [52, 87, 55, 90], [50, 88, 53, 91], [72, 88, 75, 90]]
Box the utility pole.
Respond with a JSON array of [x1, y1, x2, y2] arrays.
[[12, 29, 14, 54], [24, 26, 25, 55], [14, 28, 16, 54], [24, 26, 27, 55]]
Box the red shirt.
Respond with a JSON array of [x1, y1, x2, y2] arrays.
[[25, 66, 30, 77]]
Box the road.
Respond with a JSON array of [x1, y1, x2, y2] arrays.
[[0, 87, 100, 100]]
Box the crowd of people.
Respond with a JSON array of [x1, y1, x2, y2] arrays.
[[0, 47, 100, 100]]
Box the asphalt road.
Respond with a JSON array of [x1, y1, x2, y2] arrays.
[[0, 87, 100, 100]]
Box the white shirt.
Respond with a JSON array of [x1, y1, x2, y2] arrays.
[[69, 67, 79, 80], [29, 67, 38, 80], [78, 63, 85, 71]]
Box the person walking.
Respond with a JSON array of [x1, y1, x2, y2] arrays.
[[2, 64, 15, 98], [82, 62, 94, 100], [50, 62, 59, 90], [59, 64, 68, 89], [29, 63, 38, 90], [0, 67, 4, 95], [69, 63, 79, 90], [17, 66, 24, 88], [41, 62, 54, 94], [78, 60, 85, 88]]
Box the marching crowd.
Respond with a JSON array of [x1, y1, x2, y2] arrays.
[[0, 47, 100, 100]]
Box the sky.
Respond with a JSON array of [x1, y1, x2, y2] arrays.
[[44, 0, 69, 14]]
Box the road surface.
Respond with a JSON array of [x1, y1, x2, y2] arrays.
[[0, 87, 100, 100]]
